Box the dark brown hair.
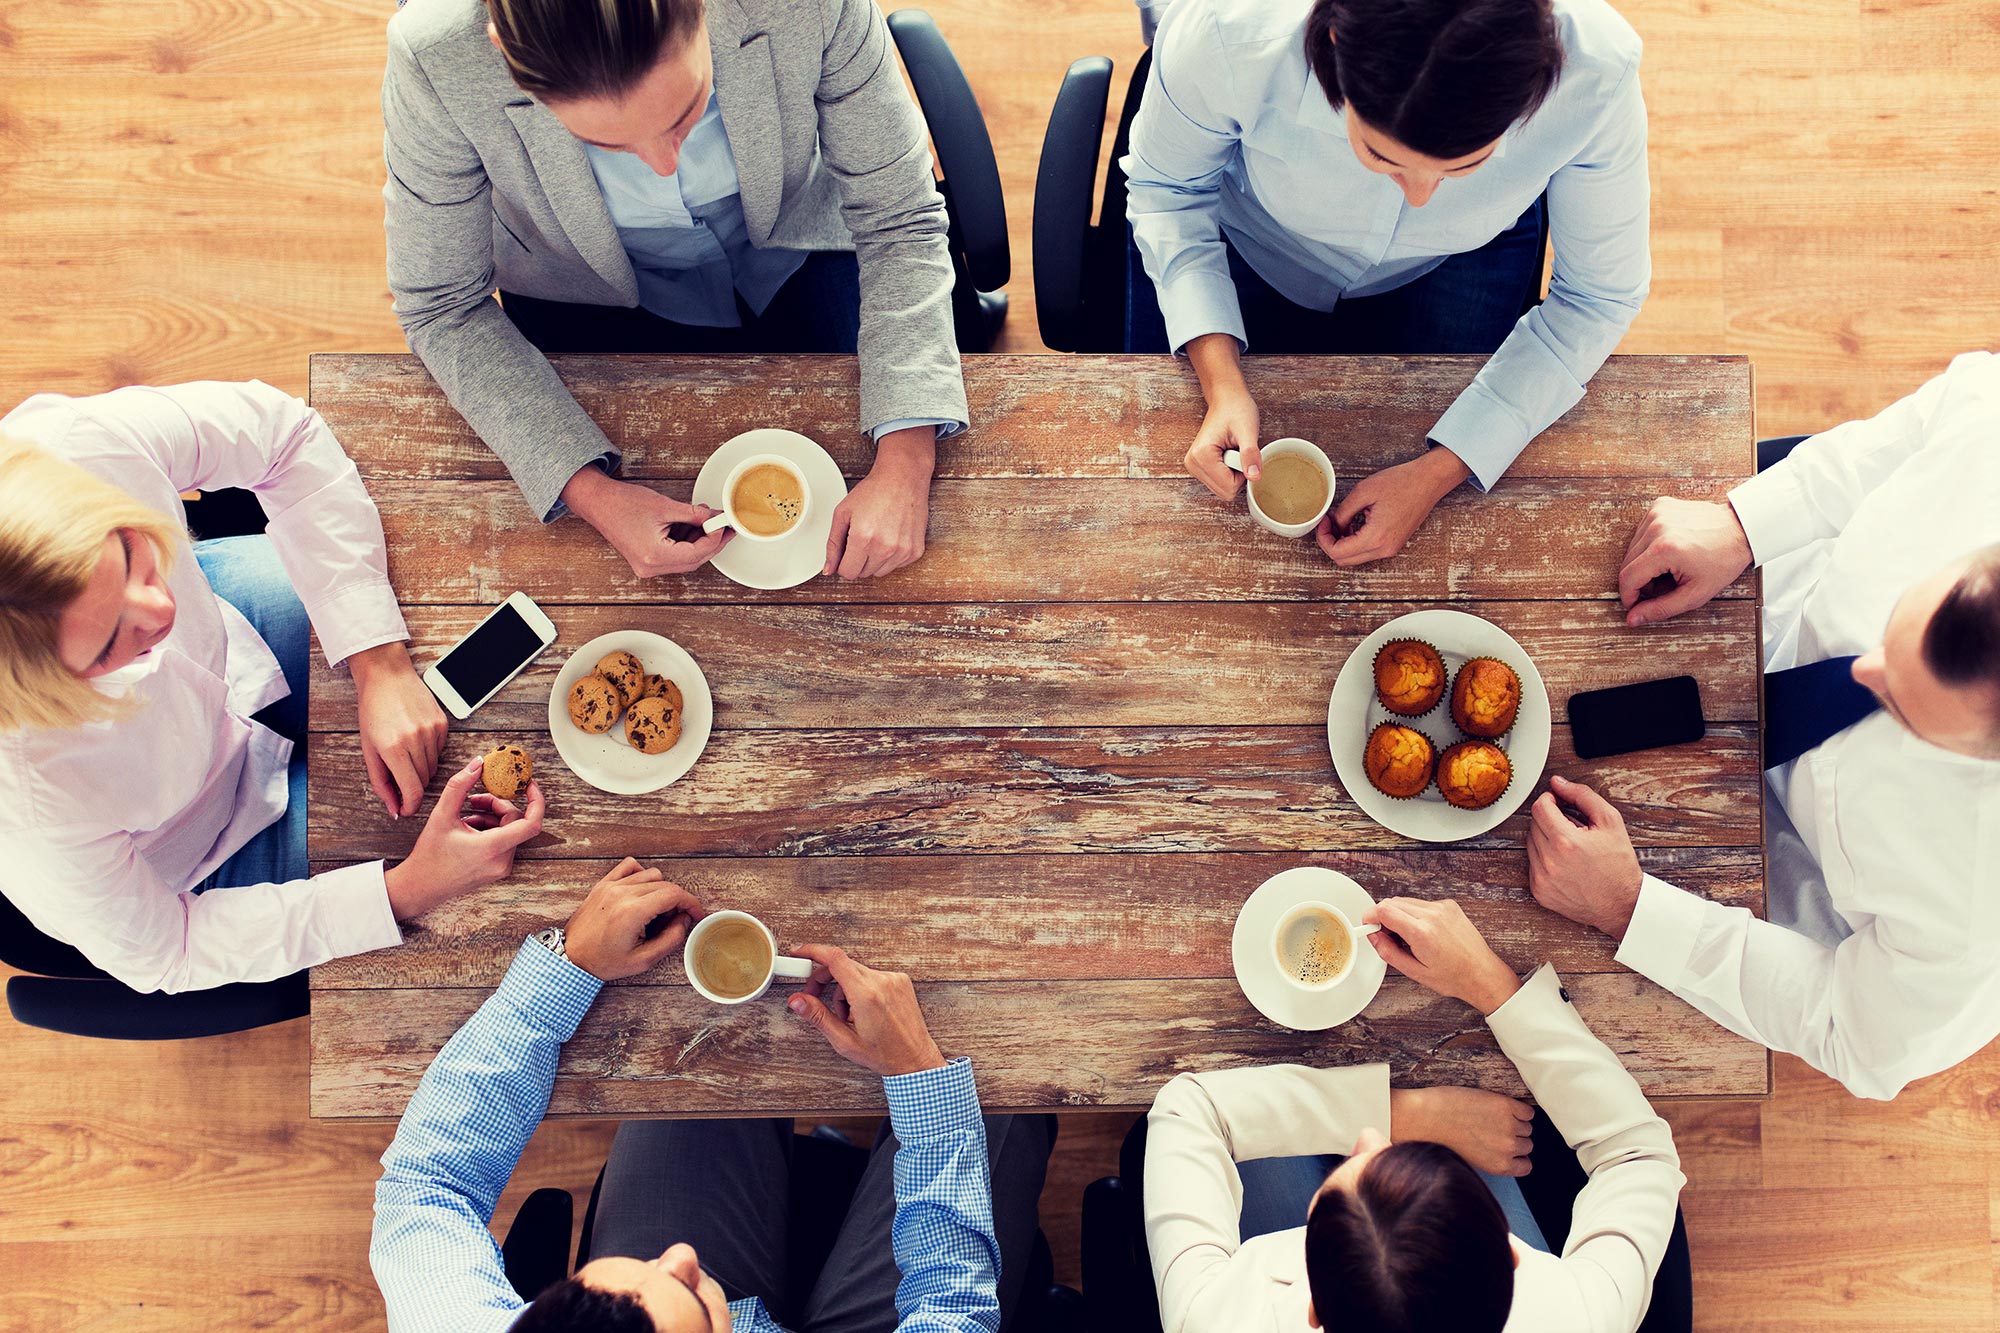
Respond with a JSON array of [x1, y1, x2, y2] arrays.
[[1304, 0, 1565, 161], [487, 0, 704, 103], [510, 1276, 657, 1333], [1923, 542, 2000, 748], [1303, 1141, 1514, 1333]]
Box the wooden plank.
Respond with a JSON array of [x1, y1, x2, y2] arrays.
[[308, 847, 1765, 990], [309, 599, 1762, 731], [309, 970, 1769, 1118], [305, 724, 1760, 863], [309, 352, 1754, 482], [368, 475, 1755, 606]]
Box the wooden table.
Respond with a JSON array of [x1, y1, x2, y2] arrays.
[[306, 352, 1768, 1119]]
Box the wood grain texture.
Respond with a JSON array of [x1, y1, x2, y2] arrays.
[[310, 971, 1768, 1118], [308, 353, 1754, 481], [307, 724, 1760, 863], [308, 848, 1766, 991], [310, 599, 1761, 731], [368, 475, 1754, 606]]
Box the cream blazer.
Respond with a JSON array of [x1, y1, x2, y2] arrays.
[[1144, 967, 1685, 1333]]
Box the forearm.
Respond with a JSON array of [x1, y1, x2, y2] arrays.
[[1185, 333, 1248, 409], [883, 1059, 1002, 1332]]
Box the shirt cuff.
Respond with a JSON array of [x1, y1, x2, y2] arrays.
[[315, 860, 404, 958], [884, 1057, 981, 1141], [1727, 464, 1812, 567], [1613, 874, 1709, 989], [1483, 961, 1565, 1038], [869, 418, 959, 443], [310, 580, 412, 669], [1426, 389, 1533, 493], [543, 453, 620, 525], [1160, 267, 1248, 356], [495, 940, 604, 1041]]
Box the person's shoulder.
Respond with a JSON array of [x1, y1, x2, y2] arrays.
[[387, 0, 491, 59], [1160, 0, 1315, 52], [1553, 0, 1645, 82], [0, 391, 84, 444]]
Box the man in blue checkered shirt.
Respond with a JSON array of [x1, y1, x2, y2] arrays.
[[371, 859, 1054, 1333]]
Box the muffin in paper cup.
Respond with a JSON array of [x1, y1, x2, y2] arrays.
[[1371, 638, 1451, 718]]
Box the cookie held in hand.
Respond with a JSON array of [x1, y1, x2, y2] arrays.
[[481, 744, 533, 800]]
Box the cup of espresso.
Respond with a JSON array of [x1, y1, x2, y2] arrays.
[[1271, 900, 1366, 992], [683, 910, 814, 1004], [702, 454, 811, 542], [1222, 438, 1337, 539]]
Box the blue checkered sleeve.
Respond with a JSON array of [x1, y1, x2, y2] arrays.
[[885, 1058, 1003, 1333], [370, 942, 602, 1333]]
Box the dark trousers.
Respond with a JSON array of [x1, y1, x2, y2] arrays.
[[589, 1113, 1056, 1333], [499, 250, 862, 355], [1125, 195, 1547, 356]]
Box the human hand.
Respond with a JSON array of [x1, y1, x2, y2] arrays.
[[1318, 448, 1471, 566], [350, 642, 449, 818], [1184, 384, 1262, 501], [1527, 775, 1643, 939], [562, 466, 731, 579], [1389, 1086, 1534, 1177], [1618, 497, 1755, 627], [562, 857, 706, 981], [1363, 897, 1521, 1015], [823, 427, 933, 580], [383, 758, 545, 920], [785, 944, 947, 1077]]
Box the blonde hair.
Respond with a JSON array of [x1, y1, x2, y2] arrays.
[[0, 435, 185, 733]]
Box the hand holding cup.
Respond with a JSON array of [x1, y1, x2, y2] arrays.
[[1363, 897, 1521, 1016], [787, 944, 947, 1077]]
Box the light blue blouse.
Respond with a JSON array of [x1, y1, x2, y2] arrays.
[[1123, 0, 1652, 489]]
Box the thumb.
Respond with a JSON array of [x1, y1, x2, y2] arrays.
[[822, 505, 852, 578], [435, 758, 482, 819], [788, 993, 862, 1058], [1552, 774, 1621, 827], [1239, 439, 1263, 481], [1626, 578, 1706, 627], [1333, 478, 1371, 530]]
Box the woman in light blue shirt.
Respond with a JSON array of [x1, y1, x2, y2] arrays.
[[1126, 0, 1650, 566]]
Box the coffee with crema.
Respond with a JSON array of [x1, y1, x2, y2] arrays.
[[691, 917, 775, 999], [730, 463, 807, 537], [1275, 907, 1352, 986], [1251, 453, 1330, 525]]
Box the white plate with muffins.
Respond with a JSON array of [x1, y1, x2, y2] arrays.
[[1326, 609, 1551, 842], [547, 630, 713, 794]]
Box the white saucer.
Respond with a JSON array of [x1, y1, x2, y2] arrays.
[[1327, 609, 1552, 843], [546, 630, 714, 794], [1231, 867, 1388, 1031], [693, 429, 849, 590]]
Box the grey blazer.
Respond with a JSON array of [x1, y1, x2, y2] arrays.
[[382, 0, 966, 519]]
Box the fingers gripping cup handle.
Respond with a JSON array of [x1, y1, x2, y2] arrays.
[[1222, 448, 1246, 473], [702, 511, 734, 535], [773, 955, 814, 981]]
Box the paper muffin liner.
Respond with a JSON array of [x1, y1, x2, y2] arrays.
[[1364, 721, 1437, 801], [1450, 655, 1523, 739], [1435, 739, 1515, 811], [1371, 637, 1453, 719]]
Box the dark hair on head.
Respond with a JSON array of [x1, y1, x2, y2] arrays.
[[509, 1275, 657, 1333], [1303, 1140, 1514, 1333], [487, 0, 705, 103], [1304, 0, 1565, 161], [1923, 542, 2000, 749]]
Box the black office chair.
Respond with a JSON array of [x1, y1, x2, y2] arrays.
[[1758, 434, 1810, 474], [887, 9, 1010, 352], [1080, 1113, 1696, 1333], [502, 1125, 1088, 1330]]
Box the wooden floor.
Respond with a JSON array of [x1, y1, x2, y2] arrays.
[[2, 0, 1997, 1328]]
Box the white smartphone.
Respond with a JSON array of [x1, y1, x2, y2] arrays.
[[421, 592, 558, 720]]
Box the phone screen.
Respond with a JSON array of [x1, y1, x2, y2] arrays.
[[1567, 675, 1706, 760], [433, 603, 547, 708]]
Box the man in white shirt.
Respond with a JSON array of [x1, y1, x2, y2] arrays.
[[1144, 896, 1684, 1333], [1527, 351, 2000, 1100]]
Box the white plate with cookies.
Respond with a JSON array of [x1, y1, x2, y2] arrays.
[[547, 630, 713, 794]]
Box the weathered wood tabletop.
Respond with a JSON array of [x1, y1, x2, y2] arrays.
[[306, 352, 1767, 1119]]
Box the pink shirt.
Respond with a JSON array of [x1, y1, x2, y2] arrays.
[[0, 381, 410, 993]]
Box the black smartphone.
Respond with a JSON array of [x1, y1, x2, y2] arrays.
[[1567, 675, 1706, 760]]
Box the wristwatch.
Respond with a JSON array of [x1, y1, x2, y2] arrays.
[[532, 926, 567, 959]]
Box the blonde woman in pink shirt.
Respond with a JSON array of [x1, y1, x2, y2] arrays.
[[0, 380, 543, 994]]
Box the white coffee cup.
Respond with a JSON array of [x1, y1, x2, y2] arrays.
[[701, 453, 811, 543], [683, 910, 814, 1005], [1271, 900, 1378, 992], [1222, 437, 1338, 539]]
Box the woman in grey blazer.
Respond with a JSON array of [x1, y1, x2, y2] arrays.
[[383, 0, 967, 580]]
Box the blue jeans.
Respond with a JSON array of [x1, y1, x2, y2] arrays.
[[1235, 1152, 1552, 1254], [501, 250, 864, 355], [192, 536, 311, 891], [1126, 196, 1547, 356]]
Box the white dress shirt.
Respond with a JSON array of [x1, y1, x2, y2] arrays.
[[1617, 351, 2000, 1100], [1144, 968, 1683, 1333], [1122, 0, 1651, 490], [0, 382, 410, 993]]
